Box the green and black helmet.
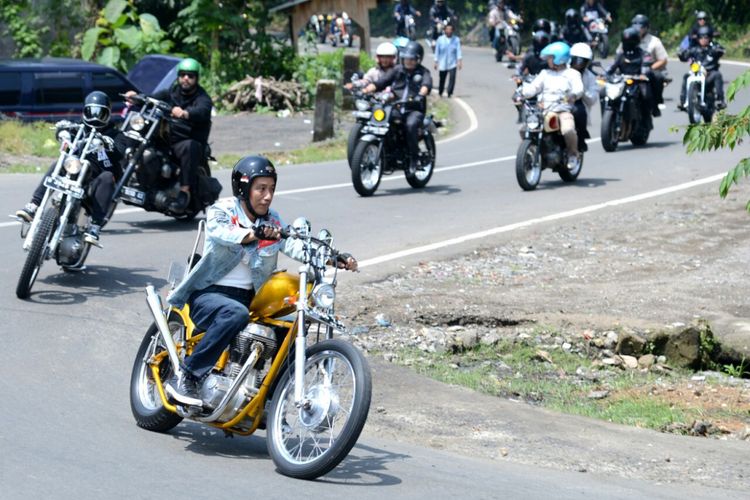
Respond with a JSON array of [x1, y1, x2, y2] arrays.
[[176, 57, 201, 77]]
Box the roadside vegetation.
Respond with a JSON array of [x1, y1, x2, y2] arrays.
[[379, 327, 750, 437]]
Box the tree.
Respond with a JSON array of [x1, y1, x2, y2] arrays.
[[81, 0, 172, 72], [681, 70, 750, 209]]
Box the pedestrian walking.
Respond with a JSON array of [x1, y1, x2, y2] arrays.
[[434, 23, 462, 97]]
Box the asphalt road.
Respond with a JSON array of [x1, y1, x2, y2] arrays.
[[1, 44, 749, 499]]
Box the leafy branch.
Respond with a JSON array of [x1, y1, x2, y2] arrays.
[[681, 69, 750, 210]]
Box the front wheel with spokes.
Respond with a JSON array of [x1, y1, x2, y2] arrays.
[[267, 339, 372, 480], [351, 140, 383, 196]]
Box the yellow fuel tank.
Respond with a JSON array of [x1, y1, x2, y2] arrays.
[[249, 271, 311, 320]]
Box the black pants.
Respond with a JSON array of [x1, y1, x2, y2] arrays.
[[572, 100, 589, 152], [32, 162, 116, 225], [171, 139, 202, 189], [644, 68, 665, 110], [680, 70, 724, 103], [399, 109, 425, 160], [438, 68, 457, 97]]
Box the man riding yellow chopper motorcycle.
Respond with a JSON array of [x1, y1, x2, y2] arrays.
[[129, 155, 368, 479]]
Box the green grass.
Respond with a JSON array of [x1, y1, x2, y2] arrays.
[[386, 336, 746, 433], [216, 134, 348, 170], [0, 121, 59, 158]]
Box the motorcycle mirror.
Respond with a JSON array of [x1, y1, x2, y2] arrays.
[[292, 217, 311, 236], [317, 229, 333, 245]]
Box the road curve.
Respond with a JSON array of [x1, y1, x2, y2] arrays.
[[0, 43, 749, 499]]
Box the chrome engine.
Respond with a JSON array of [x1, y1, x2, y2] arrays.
[[199, 323, 278, 419]]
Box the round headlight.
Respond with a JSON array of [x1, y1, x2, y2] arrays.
[[130, 114, 146, 131], [355, 99, 370, 111], [373, 108, 386, 122], [312, 283, 335, 309], [525, 116, 540, 130], [63, 157, 82, 175], [690, 62, 700, 73]]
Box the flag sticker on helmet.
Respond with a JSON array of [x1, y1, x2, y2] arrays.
[[241, 175, 250, 183]]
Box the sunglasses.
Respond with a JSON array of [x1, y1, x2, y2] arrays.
[[178, 72, 197, 80]]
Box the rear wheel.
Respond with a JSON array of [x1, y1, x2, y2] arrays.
[[16, 204, 58, 299], [601, 109, 619, 152], [515, 139, 541, 191], [351, 140, 382, 197], [405, 134, 435, 189], [130, 315, 185, 432], [687, 84, 702, 124], [558, 152, 583, 182], [267, 340, 372, 480]]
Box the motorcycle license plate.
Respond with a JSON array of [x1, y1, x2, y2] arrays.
[[43, 175, 85, 199], [122, 186, 146, 205]]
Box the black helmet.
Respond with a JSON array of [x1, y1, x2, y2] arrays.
[[83, 90, 111, 128], [565, 9, 579, 25], [696, 11, 708, 21], [631, 14, 650, 29], [697, 25, 713, 39], [532, 18, 552, 34], [532, 30, 552, 56], [231, 155, 277, 217], [622, 26, 641, 51], [401, 40, 424, 63]]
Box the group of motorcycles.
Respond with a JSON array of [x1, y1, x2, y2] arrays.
[[12, 91, 372, 479], [14, 92, 221, 298], [308, 12, 354, 47]]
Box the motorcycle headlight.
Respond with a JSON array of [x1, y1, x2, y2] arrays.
[[373, 108, 385, 122], [63, 157, 82, 175], [355, 99, 370, 111], [690, 62, 700, 73], [130, 114, 146, 132], [312, 283, 336, 309], [605, 82, 625, 100], [525, 114, 540, 130]]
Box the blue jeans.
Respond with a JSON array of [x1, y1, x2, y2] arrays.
[[184, 285, 253, 379]]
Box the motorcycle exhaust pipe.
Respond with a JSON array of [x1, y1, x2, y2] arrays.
[[145, 285, 182, 376]]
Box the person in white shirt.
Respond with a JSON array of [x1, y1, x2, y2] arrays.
[[522, 41, 584, 171], [569, 43, 598, 152]]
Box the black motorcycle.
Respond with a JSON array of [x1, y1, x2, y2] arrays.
[[600, 74, 652, 152], [112, 94, 221, 220], [350, 94, 438, 197], [515, 98, 583, 191], [15, 122, 113, 298]]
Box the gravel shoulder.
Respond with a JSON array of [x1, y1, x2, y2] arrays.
[[340, 181, 750, 491]]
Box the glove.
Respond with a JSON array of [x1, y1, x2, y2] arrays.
[[101, 135, 115, 151], [253, 220, 280, 241], [55, 120, 75, 130]]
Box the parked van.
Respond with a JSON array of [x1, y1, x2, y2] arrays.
[[0, 57, 140, 122]]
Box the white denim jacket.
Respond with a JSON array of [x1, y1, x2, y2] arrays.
[[167, 197, 304, 307]]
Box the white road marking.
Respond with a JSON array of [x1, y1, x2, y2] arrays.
[[435, 96, 479, 145], [0, 137, 606, 228], [357, 173, 726, 269]]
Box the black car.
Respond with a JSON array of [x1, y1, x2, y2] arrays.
[[0, 57, 141, 122]]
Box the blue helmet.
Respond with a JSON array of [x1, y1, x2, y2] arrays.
[[539, 41, 571, 65]]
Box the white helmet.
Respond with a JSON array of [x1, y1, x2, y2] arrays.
[[570, 42, 593, 60], [376, 42, 398, 57]]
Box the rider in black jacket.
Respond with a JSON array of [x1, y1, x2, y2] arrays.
[[678, 26, 726, 109], [364, 41, 433, 174], [126, 57, 213, 212], [429, 0, 455, 43], [15, 91, 123, 243]]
